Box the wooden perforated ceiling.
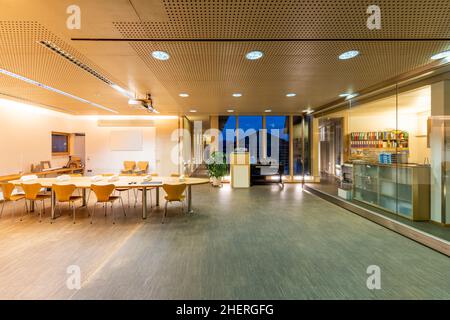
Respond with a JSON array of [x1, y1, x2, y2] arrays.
[[0, 0, 449, 115]]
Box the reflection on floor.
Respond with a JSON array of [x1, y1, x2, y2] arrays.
[[0, 184, 449, 299], [308, 178, 450, 242]]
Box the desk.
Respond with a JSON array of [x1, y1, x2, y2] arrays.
[[9, 176, 209, 220]]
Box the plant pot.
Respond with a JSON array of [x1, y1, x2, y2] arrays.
[[211, 176, 223, 187]]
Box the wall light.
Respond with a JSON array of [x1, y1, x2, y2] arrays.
[[232, 93, 242, 97], [179, 93, 189, 98]]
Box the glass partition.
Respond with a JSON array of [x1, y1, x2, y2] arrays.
[[308, 77, 450, 243], [266, 116, 290, 175]]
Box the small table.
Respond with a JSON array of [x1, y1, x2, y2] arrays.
[[9, 176, 210, 220]]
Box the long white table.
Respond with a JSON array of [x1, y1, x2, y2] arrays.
[[9, 176, 210, 220]]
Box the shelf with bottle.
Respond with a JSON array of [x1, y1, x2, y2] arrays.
[[349, 130, 409, 149], [350, 130, 409, 142]]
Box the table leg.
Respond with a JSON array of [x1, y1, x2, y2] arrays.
[[142, 187, 147, 219], [51, 189, 55, 220], [156, 187, 160, 207], [187, 185, 193, 214], [82, 188, 87, 206]]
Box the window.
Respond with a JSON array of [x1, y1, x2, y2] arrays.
[[293, 115, 312, 176], [266, 116, 290, 175], [238, 116, 263, 164], [218, 116, 237, 164], [52, 132, 70, 155]]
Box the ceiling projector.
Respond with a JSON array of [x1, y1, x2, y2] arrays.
[[128, 94, 159, 113]]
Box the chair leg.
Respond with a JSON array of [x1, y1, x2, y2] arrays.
[[134, 189, 138, 208], [91, 203, 96, 224], [72, 202, 76, 224], [162, 201, 169, 224], [120, 197, 126, 217], [111, 202, 115, 224], [0, 201, 5, 218], [21, 201, 27, 221], [13, 201, 17, 220], [127, 190, 130, 208], [104, 203, 107, 216], [39, 201, 43, 223]]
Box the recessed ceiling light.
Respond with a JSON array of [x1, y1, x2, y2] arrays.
[[286, 93, 297, 97], [340, 93, 358, 100], [431, 50, 450, 60], [339, 50, 360, 60], [232, 93, 242, 97], [189, 109, 197, 113], [179, 93, 189, 98], [227, 109, 235, 113], [151, 51, 170, 61], [264, 109, 272, 113], [0, 67, 118, 113], [246, 50, 264, 60]]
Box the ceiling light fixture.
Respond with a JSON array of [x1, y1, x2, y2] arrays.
[[303, 108, 314, 114], [339, 93, 358, 100], [246, 50, 264, 60], [110, 84, 134, 98], [431, 50, 450, 60], [189, 109, 197, 113], [39, 40, 134, 99], [232, 93, 242, 97], [227, 109, 235, 113], [339, 50, 360, 60], [0, 68, 118, 113], [179, 93, 189, 98], [286, 93, 297, 97], [151, 51, 170, 61], [264, 109, 272, 113]]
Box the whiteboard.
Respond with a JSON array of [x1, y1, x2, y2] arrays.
[[110, 130, 143, 151]]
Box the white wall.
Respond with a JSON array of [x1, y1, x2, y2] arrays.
[[0, 98, 180, 177]]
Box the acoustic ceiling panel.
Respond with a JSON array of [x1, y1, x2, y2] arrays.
[[114, 0, 450, 39], [0, 0, 449, 115]]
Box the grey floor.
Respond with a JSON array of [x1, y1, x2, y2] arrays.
[[0, 184, 449, 300]]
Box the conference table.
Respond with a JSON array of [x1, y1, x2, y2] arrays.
[[9, 176, 210, 220]]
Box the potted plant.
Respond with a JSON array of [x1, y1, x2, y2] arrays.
[[205, 151, 227, 187]]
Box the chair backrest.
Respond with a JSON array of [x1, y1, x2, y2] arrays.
[[91, 184, 115, 202], [52, 184, 76, 202], [123, 161, 136, 171], [163, 183, 186, 201], [21, 183, 43, 200], [1, 183, 15, 201], [69, 173, 82, 177], [170, 173, 181, 177], [137, 161, 149, 171]]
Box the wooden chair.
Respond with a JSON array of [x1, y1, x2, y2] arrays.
[[90, 184, 126, 224], [52, 184, 82, 224], [161, 183, 187, 224], [0, 183, 27, 219], [21, 183, 51, 222], [121, 161, 136, 174], [135, 161, 149, 175]]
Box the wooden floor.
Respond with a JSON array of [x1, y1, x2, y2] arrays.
[[0, 184, 449, 300]]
